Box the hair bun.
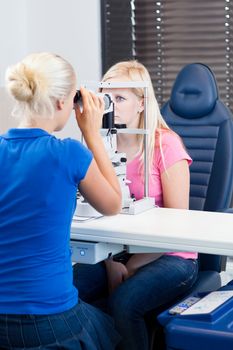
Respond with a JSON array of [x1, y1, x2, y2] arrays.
[[6, 63, 48, 103]]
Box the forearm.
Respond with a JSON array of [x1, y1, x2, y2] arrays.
[[125, 253, 164, 277], [83, 131, 121, 197]]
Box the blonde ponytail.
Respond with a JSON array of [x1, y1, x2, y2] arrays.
[[5, 52, 76, 121]]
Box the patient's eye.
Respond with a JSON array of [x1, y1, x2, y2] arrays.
[[115, 95, 126, 102]]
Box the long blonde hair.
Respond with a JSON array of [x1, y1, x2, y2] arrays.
[[5, 52, 76, 121], [102, 60, 170, 172]]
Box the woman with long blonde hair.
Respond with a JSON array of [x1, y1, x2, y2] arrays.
[[73, 60, 198, 350]]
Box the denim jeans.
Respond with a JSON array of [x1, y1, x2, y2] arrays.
[[0, 299, 120, 350], [73, 255, 198, 350]]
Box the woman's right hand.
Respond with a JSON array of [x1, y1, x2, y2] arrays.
[[105, 259, 129, 294], [76, 88, 122, 217], [74, 86, 105, 137]]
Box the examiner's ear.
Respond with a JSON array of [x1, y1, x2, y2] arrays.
[[56, 99, 65, 111]]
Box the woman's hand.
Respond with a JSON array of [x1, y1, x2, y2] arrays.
[[105, 259, 129, 294], [74, 86, 105, 137], [77, 87, 122, 217]]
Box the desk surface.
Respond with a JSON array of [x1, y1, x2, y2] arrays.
[[71, 208, 233, 256]]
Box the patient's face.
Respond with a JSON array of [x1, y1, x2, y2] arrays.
[[102, 78, 143, 128]]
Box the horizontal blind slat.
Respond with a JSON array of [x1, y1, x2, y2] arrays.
[[101, 0, 233, 112]]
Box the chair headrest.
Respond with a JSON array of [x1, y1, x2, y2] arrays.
[[170, 63, 218, 119]]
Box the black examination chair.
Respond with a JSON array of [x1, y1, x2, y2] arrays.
[[149, 63, 233, 350]]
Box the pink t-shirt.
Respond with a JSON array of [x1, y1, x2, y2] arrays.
[[126, 130, 197, 260]]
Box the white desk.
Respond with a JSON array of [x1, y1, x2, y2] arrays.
[[71, 207, 233, 256]]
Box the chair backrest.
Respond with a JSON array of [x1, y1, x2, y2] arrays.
[[161, 63, 233, 272]]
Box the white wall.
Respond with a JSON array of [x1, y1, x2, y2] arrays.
[[0, 0, 28, 132], [0, 0, 101, 139], [0, 0, 28, 85]]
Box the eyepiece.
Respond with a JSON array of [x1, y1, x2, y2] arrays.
[[73, 90, 112, 111], [73, 90, 82, 105]]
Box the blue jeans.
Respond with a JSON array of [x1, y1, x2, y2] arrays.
[[73, 255, 198, 350], [0, 299, 120, 349]]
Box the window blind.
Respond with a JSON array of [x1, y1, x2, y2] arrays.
[[101, 0, 133, 72], [101, 0, 233, 112]]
